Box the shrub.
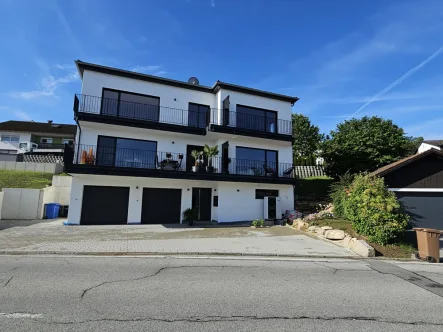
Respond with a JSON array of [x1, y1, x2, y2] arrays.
[[342, 174, 409, 245], [252, 219, 265, 227], [329, 173, 354, 218]]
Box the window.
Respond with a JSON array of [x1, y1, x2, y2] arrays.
[[96, 136, 157, 169], [101, 89, 160, 121], [41, 138, 53, 144], [1, 135, 20, 142], [236, 105, 277, 133], [213, 196, 218, 207], [235, 147, 277, 176], [188, 103, 210, 128], [255, 189, 279, 199]]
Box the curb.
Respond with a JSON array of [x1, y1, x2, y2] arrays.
[[0, 250, 361, 259]]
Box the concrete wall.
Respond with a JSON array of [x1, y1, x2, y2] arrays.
[[0, 162, 63, 174], [1, 188, 41, 219], [1, 175, 72, 220], [67, 174, 293, 224]]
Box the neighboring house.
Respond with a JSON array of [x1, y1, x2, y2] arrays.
[[0, 141, 19, 161], [0, 120, 77, 150], [417, 140, 443, 154], [64, 60, 298, 225], [371, 148, 443, 230]]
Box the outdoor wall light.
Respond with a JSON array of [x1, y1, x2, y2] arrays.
[[172, 141, 175, 144], [214, 189, 217, 192], [237, 189, 240, 192]]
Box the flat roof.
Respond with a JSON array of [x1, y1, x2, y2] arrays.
[[75, 60, 299, 105]]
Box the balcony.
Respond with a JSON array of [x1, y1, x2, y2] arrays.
[[74, 94, 207, 135], [64, 145, 295, 184], [209, 109, 292, 142]]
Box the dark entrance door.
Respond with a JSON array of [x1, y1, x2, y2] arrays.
[[192, 188, 212, 221], [186, 145, 205, 171], [222, 96, 230, 126], [80, 186, 129, 225], [222, 141, 229, 174], [141, 188, 182, 224]]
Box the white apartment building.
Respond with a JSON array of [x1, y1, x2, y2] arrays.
[[65, 60, 298, 225]]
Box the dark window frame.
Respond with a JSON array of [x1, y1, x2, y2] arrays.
[[213, 195, 218, 207], [96, 135, 158, 168], [255, 189, 279, 199], [236, 146, 279, 165], [236, 104, 278, 133], [100, 88, 160, 119], [188, 102, 210, 128]]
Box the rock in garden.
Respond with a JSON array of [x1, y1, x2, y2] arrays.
[[315, 227, 326, 236], [325, 229, 345, 240], [307, 225, 317, 232], [321, 226, 333, 230]]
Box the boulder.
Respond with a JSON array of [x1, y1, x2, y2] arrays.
[[315, 227, 326, 236], [350, 239, 375, 257], [324, 229, 345, 240], [296, 220, 306, 230], [307, 225, 317, 232], [321, 226, 333, 230], [342, 235, 352, 247]]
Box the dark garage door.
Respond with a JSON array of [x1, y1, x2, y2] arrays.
[[142, 188, 181, 224], [396, 192, 443, 229], [81, 186, 129, 225]]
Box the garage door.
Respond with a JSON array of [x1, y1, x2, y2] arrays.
[[81, 186, 129, 225], [142, 188, 181, 224], [396, 192, 443, 229]]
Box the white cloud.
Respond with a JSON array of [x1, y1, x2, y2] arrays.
[[152, 70, 167, 76], [211, 0, 215, 7], [0, 106, 32, 121], [4, 70, 79, 100]]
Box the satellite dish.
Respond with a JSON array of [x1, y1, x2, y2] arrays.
[[188, 77, 199, 85]]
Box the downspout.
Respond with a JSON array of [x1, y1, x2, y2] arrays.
[[75, 116, 81, 164]]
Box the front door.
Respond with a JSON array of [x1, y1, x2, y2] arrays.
[[192, 188, 212, 221], [222, 96, 230, 126]]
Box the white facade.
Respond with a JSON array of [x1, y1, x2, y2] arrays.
[[0, 132, 31, 148], [418, 142, 441, 154], [68, 64, 295, 224], [68, 175, 293, 224]]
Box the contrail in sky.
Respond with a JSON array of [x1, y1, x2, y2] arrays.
[[350, 44, 443, 118]]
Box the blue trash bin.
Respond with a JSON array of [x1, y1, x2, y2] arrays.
[[45, 203, 60, 219]]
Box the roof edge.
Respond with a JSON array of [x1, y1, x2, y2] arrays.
[[371, 148, 443, 177], [75, 60, 299, 105]]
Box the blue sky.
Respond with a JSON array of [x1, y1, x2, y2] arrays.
[[0, 0, 442, 138]]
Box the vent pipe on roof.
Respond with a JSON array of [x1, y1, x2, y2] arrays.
[[48, 120, 53, 124]]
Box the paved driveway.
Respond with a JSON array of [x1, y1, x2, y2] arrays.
[[0, 219, 356, 257]]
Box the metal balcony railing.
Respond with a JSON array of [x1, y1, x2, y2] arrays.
[[65, 144, 295, 178], [74, 94, 208, 128], [209, 109, 292, 135]]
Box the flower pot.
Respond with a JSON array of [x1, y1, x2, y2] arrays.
[[206, 166, 214, 173], [192, 166, 200, 172], [187, 220, 194, 226]]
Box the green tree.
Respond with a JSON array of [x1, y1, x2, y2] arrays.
[[292, 114, 323, 161], [321, 116, 411, 178], [404, 136, 424, 155]]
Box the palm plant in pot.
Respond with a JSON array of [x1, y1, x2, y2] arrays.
[[203, 144, 219, 173], [191, 150, 203, 172]]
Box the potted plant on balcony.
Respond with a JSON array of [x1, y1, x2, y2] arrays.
[[203, 144, 219, 173], [182, 207, 197, 226], [191, 150, 203, 172]]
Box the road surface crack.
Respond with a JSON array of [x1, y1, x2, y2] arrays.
[[2, 276, 13, 287], [36, 315, 443, 326], [80, 265, 250, 300]]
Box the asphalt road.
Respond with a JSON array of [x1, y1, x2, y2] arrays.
[[1, 256, 443, 331]]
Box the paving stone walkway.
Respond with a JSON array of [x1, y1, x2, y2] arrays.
[[0, 219, 357, 256]]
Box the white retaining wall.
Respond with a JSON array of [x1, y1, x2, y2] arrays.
[[0, 161, 64, 174], [0, 175, 72, 220]]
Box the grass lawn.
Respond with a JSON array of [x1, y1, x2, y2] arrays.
[[310, 218, 417, 258], [0, 170, 53, 191]]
